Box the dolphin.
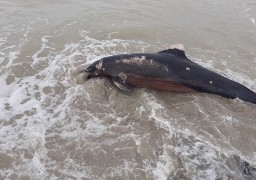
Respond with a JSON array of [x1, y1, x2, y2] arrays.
[[81, 44, 256, 104]]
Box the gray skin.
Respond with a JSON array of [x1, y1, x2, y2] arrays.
[[82, 48, 256, 104]]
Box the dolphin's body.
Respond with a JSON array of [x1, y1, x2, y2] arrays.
[[82, 45, 256, 104]]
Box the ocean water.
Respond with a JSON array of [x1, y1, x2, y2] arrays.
[[0, 0, 256, 179]]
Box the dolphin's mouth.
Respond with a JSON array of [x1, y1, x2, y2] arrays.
[[86, 72, 94, 80], [70, 65, 91, 84], [78, 70, 91, 81], [80, 67, 99, 80]]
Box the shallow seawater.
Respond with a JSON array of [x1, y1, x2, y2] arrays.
[[0, 0, 256, 179]]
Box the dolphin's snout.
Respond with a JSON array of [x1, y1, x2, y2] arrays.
[[77, 65, 96, 80], [80, 67, 100, 80], [70, 65, 90, 84], [87, 73, 94, 80]]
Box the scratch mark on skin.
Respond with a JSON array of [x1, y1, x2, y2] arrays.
[[121, 56, 146, 66], [118, 56, 168, 72], [170, 44, 185, 51], [96, 61, 103, 70]]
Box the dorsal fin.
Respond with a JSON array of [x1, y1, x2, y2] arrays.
[[158, 44, 188, 59]]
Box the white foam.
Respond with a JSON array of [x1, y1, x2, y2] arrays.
[[250, 18, 255, 25], [152, 145, 173, 179], [31, 36, 51, 66], [242, 2, 256, 27]]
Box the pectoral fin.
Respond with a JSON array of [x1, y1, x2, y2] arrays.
[[111, 76, 133, 91]]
